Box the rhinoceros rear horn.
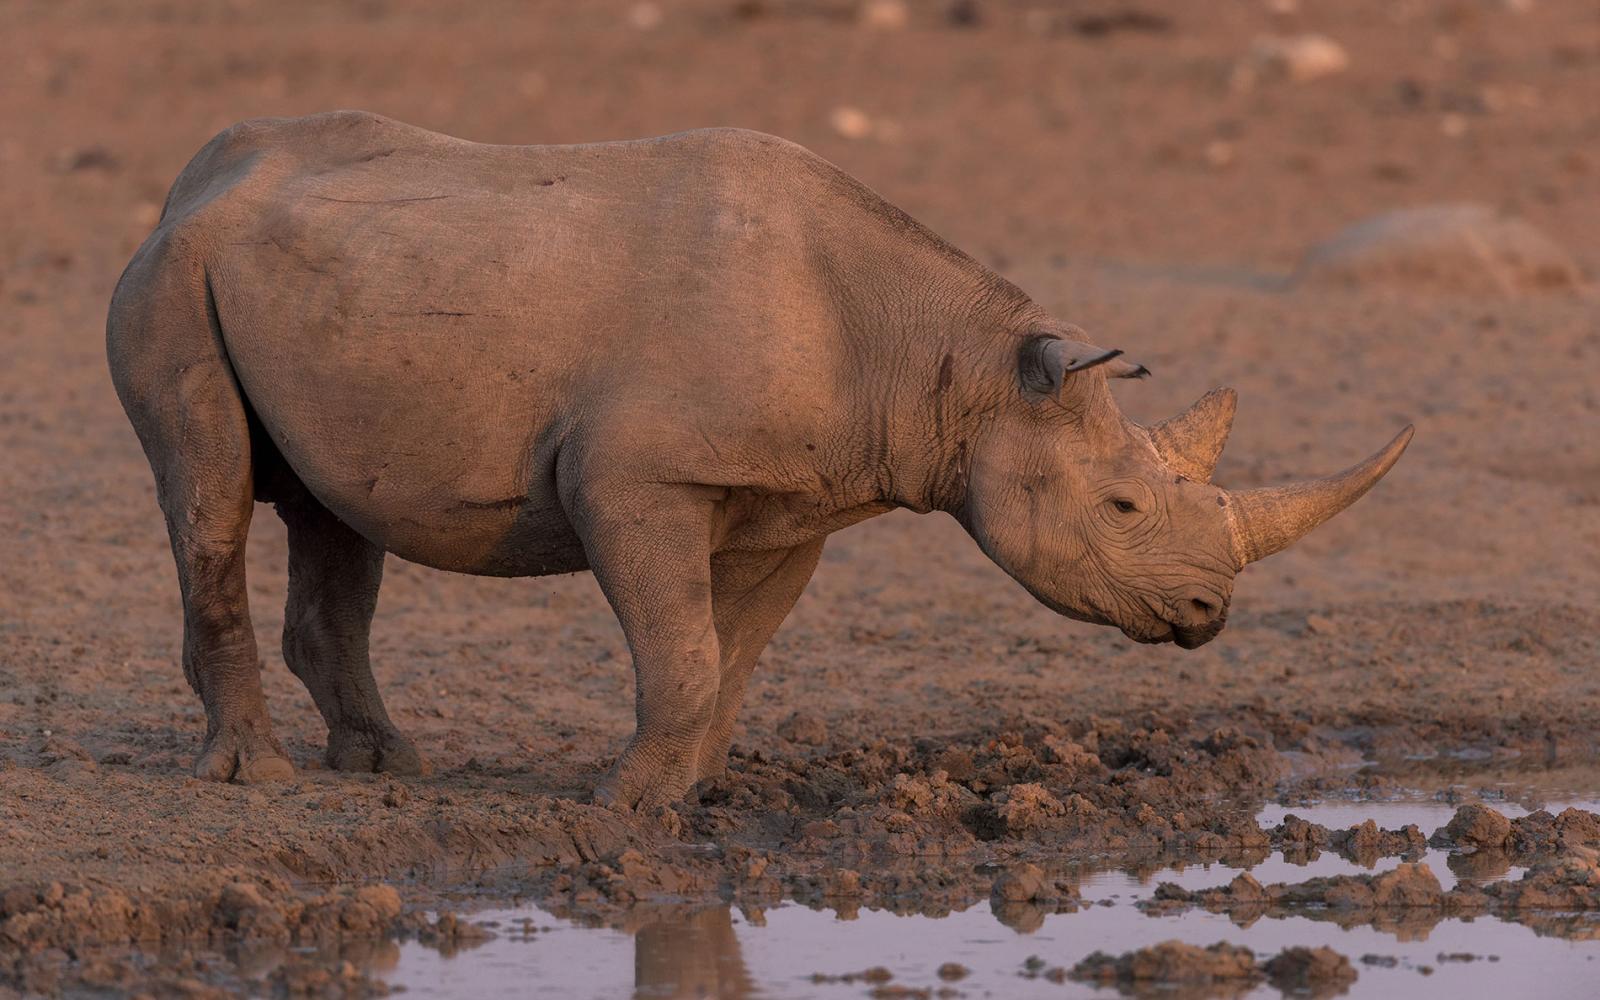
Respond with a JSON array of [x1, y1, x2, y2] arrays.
[[1023, 334, 1149, 395], [1226, 426, 1414, 567], [1148, 388, 1237, 483]]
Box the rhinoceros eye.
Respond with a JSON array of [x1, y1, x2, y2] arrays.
[[1111, 498, 1138, 514]]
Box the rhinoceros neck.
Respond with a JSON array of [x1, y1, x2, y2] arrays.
[[824, 218, 1042, 518]]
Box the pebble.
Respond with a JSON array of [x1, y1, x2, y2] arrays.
[[777, 710, 828, 745], [1241, 34, 1350, 86], [828, 107, 873, 140], [1203, 140, 1235, 169], [1304, 613, 1338, 636], [859, 0, 908, 30], [627, 3, 662, 31]]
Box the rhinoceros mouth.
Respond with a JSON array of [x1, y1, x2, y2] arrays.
[[1171, 617, 1225, 649], [1121, 622, 1176, 645], [1120, 617, 1225, 649]]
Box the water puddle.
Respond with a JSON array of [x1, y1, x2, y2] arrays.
[[372, 798, 1600, 999]]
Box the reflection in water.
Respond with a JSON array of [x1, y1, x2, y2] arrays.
[[633, 906, 755, 1000], [336, 799, 1600, 998]]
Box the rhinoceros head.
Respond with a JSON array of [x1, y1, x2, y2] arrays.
[[961, 329, 1411, 649]]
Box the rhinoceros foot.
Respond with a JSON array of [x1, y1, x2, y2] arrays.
[[194, 722, 294, 784], [593, 741, 699, 810], [326, 724, 431, 777]]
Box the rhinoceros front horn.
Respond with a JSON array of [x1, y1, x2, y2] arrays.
[[1149, 388, 1237, 483], [1226, 426, 1414, 566]]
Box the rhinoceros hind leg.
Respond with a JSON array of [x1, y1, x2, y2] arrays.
[[108, 243, 293, 784], [276, 492, 430, 777]]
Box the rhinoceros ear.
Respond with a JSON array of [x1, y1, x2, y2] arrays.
[[1021, 334, 1150, 396]]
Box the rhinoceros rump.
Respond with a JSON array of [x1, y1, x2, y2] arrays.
[[107, 113, 1410, 806]]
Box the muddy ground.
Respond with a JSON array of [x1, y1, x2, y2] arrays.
[[2, 0, 1598, 995]]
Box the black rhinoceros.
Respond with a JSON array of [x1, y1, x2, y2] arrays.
[[107, 113, 1410, 806]]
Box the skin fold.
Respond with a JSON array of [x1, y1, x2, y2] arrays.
[[106, 112, 1410, 806]]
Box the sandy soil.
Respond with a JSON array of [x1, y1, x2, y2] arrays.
[[2, 0, 1598, 994]]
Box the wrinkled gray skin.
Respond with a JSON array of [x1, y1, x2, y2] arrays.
[[107, 113, 1411, 806]]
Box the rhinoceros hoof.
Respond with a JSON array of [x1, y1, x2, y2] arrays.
[[326, 725, 431, 777], [594, 750, 698, 810], [194, 724, 294, 784]]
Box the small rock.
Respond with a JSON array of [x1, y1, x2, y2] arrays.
[[54, 145, 120, 173], [828, 107, 873, 141], [946, 0, 981, 27], [1072, 10, 1171, 37], [936, 962, 969, 981], [777, 710, 828, 744], [859, 0, 908, 29], [627, 3, 662, 30], [1243, 34, 1350, 85], [37, 735, 94, 764], [1305, 613, 1338, 635]]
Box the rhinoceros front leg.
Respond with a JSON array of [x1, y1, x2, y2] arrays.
[[697, 541, 825, 782], [574, 485, 722, 809], [276, 492, 429, 777]]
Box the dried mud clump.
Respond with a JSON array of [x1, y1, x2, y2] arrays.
[[1159, 861, 1448, 911], [1262, 945, 1358, 992], [267, 957, 393, 998], [1428, 805, 1600, 856], [546, 849, 715, 910], [1271, 814, 1425, 862], [1069, 940, 1260, 986], [711, 719, 1281, 861], [1069, 940, 1358, 995], [986, 862, 1080, 931], [1152, 841, 1600, 940], [1429, 803, 1512, 851], [1476, 853, 1600, 912], [1508, 808, 1600, 854], [0, 875, 405, 955]]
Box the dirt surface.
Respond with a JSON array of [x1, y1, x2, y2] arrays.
[[2, 0, 1599, 995]]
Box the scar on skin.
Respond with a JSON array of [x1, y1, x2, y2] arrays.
[[307, 194, 452, 205], [454, 495, 530, 511]]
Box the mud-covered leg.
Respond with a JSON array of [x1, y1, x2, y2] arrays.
[[697, 541, 824, 781], [276, 495, 428, 776], [108, 238, 292, 783], [573, 485, 720, 809], [166, 505, 293, 783]]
